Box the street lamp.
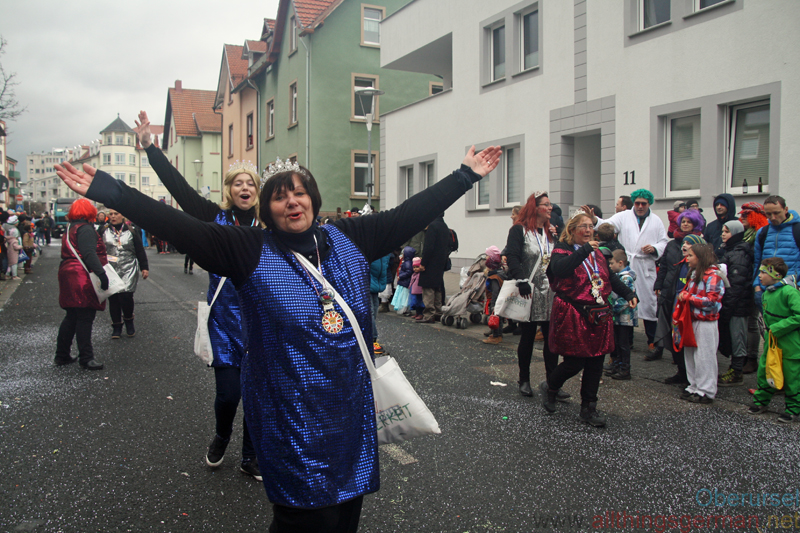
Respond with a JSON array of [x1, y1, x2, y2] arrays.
[[193, 159, 203, 194], [354, 87, 385, 210]]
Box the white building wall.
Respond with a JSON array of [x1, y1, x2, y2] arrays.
[[382, 0, 800, 266]]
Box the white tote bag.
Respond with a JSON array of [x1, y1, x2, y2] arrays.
[[194, 277, 226, 366], [65, 224, 126, 303], [294, 253, 441, 445], [494, 253, 542, 322]]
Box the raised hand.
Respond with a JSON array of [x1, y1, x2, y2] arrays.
[[581, 205, 598, 224], [463, 145, 502, 177], [134, 110, 152, 149], [55, 162, 97, 197]]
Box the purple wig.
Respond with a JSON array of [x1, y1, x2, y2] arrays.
[[677, 209, 705, 232]]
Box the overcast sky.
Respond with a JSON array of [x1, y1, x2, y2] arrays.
[[1, 0, 280, 178]]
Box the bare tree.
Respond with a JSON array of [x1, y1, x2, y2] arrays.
[[0, 36, 26, 121]]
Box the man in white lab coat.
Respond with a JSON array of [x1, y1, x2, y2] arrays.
[[583, 189, 668, 357]]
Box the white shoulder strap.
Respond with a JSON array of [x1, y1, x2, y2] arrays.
[[209, 277, 227, 307], [64, 224, 91, 275]]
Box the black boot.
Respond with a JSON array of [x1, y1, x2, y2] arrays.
[[579, 402, 606, 427], [612, 364, 631, 380], [518, 381, 533, 396], [111, 323, 123, 339], [539, 381, 557, 414], [124, 317, 135, 337]]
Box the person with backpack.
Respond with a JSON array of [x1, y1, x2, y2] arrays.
[[753, 195, 800, 308]]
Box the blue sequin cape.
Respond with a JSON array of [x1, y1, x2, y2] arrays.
[[239, 224, 379, 508]]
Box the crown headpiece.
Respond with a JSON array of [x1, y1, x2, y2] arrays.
[[569, 207, 588, 220], [228, 160, 259, 175], [262, 157, 303, 182]]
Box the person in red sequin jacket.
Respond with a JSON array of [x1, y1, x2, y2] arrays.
[[55, 199, 109, 370], [541, 213, 637, 427]]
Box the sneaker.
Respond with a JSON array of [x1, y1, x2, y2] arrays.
[[206, 435, 229, 467], [373, 341, 384, 355], [688, 393, 713, 404], [776, 413, 798, 424], [747, 404, 768, 415], [718, 369, 743, 387], [579, 403, 607, 427], [482, 336, 502, 344], [604, 364, 620, 377], [643, 350, 662, 362], [240, 458, 263, 481], [611, 369, 631, 380], [680, 390, 694, 401]]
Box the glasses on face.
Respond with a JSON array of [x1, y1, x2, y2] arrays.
[[634, 202, 648, 207], [537, 202, 552, 208], [576, 224, 594, 230]]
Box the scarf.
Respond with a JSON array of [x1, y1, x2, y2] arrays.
[[672, 228, 702, 242]]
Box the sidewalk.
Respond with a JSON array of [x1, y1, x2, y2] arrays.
[[0, 243, 46, 310]]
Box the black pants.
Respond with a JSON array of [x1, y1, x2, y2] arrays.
[[44, 229, 51, 245], [56, 307, 97, 363], [670, 346, 687, 379], [547, 355, 604, 404], [643, 319, 657, 345], [214, 366, 255, 459], [108, 291, 134, 324], [613, 325, 633, 370], [184, 255, 194, 270], [269, 496, 364, 533], [517, 321, 556, 382]]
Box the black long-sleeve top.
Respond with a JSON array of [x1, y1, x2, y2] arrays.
[[146, 144, 256, 227], [548, 241, 635, 301], [84, 164, 482, 288], [74, 221, 108, 285]]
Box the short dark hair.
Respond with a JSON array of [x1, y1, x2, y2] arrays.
[[619, 196, 633, 210], [611, 249, 628, 265], [761, 257, 788, 278], [597, 223, 616, 242], [259, 166, 322, 229], [764, 195, 786, 209], [586, 204, 603, 219]]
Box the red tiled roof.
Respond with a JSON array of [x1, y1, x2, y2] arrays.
[[294, 0, 337, 29], [225, 44, 249, 86], [168, 88, 217, 137], [266, 18, 276, 32], [194, 113, 222, 133], [245, 40, 267, 53]]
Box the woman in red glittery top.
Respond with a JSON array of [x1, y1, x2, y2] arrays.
[[540, 212, 637, 427]]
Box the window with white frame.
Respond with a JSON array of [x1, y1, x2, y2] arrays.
[[115, 153, 125, 165], [246, 113, 254, 149], [521, 9, 539, 71], [477, 170, 491, 208], [403, 166, 414, 200], [129, 174, 136, 186], [290, 15, 297, 53], [129, 154, 136, 165], [424, 162, 436, 188], [289, 82, 298, 126], [727, 101, 770, 193], [116, 135, 123, 145], [503, 146, 522, 205], [115, 173, 125, 181], [429, 82, 444, 96], [266, 99, 275, 139], [696, 0, 726, 10], [352, 75, 378, 121], [142, 156, 149, 167], [491, 25, 506, 81], [127, 136, 133, 146], [142, 175, 150, 186], [666, 113, 701, 193], [353, 151, 378, 197], [106, 136, 112, 145], [641, 0, 670, 29], [362, 5, 383, 46], [103, 153, 111, 165]]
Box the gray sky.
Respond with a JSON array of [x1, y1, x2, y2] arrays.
[[1, 0, 280, 178]]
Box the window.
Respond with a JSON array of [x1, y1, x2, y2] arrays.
[[142, 156, 149, 167], [115, 153, 125, 165], [115, 173, 125, 181], [521, 10, 539, 71], [491, 25, 506, 81], [361, 5, 383, 46], [127, 136, 133, 146], [142, 175, 150, 186], [352, 75, 379, 121], [425, 162, 436, 188], [404, 166, 414, 199], [696, 0, 726, 10], [266, 99, 275, 139], [116, 135, 123, 145], [503, 147, 522, 205], [666, 114, 701, 193], [246, 113, 254, 149], [641, 0, 670, 29], [289, 82, 298, 126], [106, 136, 112, 145], [129, 154, 136, 165], [727, 101, 770, 193], [289, 15, 297, 53], [102, 153, 111, 165], [352, 151, 378, 197], [477, 171, 490, 208], [429, 82, 444, 96], [129, 174, 136, 186], [228, 124, 234, 157]]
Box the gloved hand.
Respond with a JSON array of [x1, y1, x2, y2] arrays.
[[99, 274, 109, 291], [517, 280, 532, 297]]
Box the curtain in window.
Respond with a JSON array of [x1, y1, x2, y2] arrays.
[[642, 0, 670, 28], [364, 8, 381, 44], [670, 115, 701, 192], [730, 104, 770, 188]]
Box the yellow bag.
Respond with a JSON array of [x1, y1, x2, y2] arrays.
[[765, 331, 784, 390]]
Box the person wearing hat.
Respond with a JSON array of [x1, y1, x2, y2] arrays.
[[3, 215, 23, 280], [583, 189, 669, 353], [703, 194, 738, 259], [738, 202, 768, 244], [667, 200, 686, 239]]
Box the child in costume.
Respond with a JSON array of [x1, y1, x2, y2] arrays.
[[483, 246, 506, 344], [748, 257, 800, 423], [409, 257, 425, 320], [607, 249, 637, 380]]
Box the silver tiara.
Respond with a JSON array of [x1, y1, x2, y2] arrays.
[[228, 160, 259, 174], [569, 208, 588, 220], [262, 157, 303, 182]]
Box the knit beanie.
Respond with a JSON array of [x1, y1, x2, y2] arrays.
[[682, 234, 706, 246], [412, 257, 422, 266], [724, 220, 744, 236], [673, 200, 685, 210]]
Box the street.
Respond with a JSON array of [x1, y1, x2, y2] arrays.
[[1, 247, 799, 533]]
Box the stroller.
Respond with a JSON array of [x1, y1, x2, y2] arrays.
[[441, 254, 488, 329]]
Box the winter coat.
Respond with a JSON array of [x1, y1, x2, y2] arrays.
[[718, 234, 754, 318], [681, 267, 725, 322], [369, 254, 390, 294], [753, 210, 800, 289], [419, 217, 450, 288], [762, 277, 800, 360], [4, 226, 22, 265], [611, 267, 638, 327], [410, 272, 423, 295], [703, 193, 737, 258], [667, 210, 681, 238], [397, 246, 415, 288], [58, 221, 108, 311]]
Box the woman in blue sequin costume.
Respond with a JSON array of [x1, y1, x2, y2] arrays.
[[56, 144, 501, 533], [135, 111, 261, 480]]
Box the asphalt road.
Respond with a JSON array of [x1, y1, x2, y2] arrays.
[[1, 246, 799, 533]]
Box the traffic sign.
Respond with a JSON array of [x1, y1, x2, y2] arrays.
[[15, 194, 23, 204], [16, 205, 24, 212]]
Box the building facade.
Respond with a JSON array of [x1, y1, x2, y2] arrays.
[[25, 148, 75, 204], [380, 0, 799, 266]]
